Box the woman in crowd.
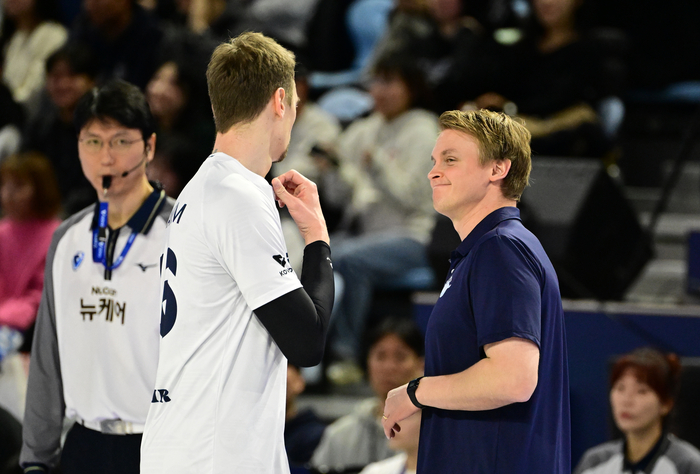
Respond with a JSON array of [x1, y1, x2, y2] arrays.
[[1, 0, 67, 114], [359, 411, 421, 474], [327, 54, 438, 371], [0, 151, 61, 423], [145, 56, 214, 163], [465, 0, 623, 158], [311, 317, 425, 472], [0, 151, 61, 334], [574, 347, 700, 474]]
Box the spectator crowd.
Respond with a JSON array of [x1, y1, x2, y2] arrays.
[[1, 0, 700, 473]]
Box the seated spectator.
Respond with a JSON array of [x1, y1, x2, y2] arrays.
[[0, 83, 24, 163], [285, 364, 327, 468], [463, 0, 624, 158], [371, 0, 433, 66], [272, 62, 341, 186], [272, 61, 345, 269], [146, 134, 199, 198], [23, 42, 97, 215], [327, 54, 438, 369], [372, 0, 493, 113], [145, 55, 214, 161], [0, 0, 67, 115], [69, 0, 163, 89], [574, 347, 700, 474], [0, 151, 62, 422], [359, 411, 420, 474], [311, 317, 425, 473], [213, 0, 320, 51], [0, 151, 61, 332]]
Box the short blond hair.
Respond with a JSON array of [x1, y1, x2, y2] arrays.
[[439, 109, 532, 201], [206, 32, 296, 133]]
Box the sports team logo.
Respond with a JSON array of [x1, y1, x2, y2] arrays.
[[72, 251, 85, 270]]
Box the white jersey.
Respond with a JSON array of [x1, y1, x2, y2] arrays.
[[141, 153, 303, 474], [21, 189, 173, 468]]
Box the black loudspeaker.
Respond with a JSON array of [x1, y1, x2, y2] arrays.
[[521, 158, 654, 300], [669, 358, 700, 452]]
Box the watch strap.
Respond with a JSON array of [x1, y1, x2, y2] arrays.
[[407, 376, 427, 409]]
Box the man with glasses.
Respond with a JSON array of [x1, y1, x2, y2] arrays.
[[20, 79, 174, 474]]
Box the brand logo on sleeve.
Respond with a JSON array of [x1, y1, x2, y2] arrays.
[[72, 251, 85, 270], [272, 254, 287, 267], [273, 253, 294, 276]]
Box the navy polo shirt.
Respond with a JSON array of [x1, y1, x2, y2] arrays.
[[418, 207, 570, 474]]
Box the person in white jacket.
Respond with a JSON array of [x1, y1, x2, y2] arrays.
[[328, 54, 439, 374]]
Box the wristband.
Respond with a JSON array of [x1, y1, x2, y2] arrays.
[[407, 376, 427, 409]]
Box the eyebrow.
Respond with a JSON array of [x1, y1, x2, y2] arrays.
[[80, 130, 132, 139], [441, 148, 459, 155]]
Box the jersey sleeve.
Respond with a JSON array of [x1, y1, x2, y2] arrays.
[[20, 231, 66, 470], [203, 175, 302, 310], [467, 234, 543, 350]]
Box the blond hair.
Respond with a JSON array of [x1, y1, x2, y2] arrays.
[[206, 32, 296, 133], [439, 109, 532, 201]]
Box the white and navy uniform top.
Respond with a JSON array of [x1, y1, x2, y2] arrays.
[[20, 187, 172, 469], [140, 152, 304, 474], [574, 434, 700, 474]]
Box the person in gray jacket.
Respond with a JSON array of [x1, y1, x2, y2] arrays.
[[574, 347, 700, 474], [20, 79, 174, 474]]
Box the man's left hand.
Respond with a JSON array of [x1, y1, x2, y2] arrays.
[[382, 382, 420, 439]]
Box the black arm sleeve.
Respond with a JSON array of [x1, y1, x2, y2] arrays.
[[254, 241, 334, 367]]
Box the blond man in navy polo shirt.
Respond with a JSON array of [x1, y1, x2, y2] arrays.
[[382, 109, 570, 473]]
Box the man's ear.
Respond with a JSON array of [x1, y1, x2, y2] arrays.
[[490, 159, 511, 182], [145, 133, 157, 163], [273, 87, 287, 118]]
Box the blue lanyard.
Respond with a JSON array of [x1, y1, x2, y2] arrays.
[[92, 201, 138, 271]]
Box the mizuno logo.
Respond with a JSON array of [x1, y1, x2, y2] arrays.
[[272, 255, 287, 267], [137, 263, 158, 272]]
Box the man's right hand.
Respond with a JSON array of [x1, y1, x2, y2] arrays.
[[272, 170, 330, 245]]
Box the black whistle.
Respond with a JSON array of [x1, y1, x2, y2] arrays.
[[102, 175, 112, 191]]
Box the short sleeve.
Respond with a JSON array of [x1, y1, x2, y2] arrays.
[[468, 234, 543, 350], [203, 174, 302, 310]]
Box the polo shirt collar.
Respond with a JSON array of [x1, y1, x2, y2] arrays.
[[91, 183, 167, 235], [451, 206, 521, 261]]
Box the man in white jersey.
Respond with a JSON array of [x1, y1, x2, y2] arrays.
[[20, 80, 174, 473], [140, 32, 335, 473]]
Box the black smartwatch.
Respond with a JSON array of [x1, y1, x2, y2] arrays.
[[407, 376, 427, 409]]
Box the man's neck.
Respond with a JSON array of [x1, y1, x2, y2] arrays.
[[105, 179, 154, 229], [211, 119, 274, 177], [452, 194, 517, 241]]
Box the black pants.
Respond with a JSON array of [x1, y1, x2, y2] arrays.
[[60, 423, 142, 474]]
